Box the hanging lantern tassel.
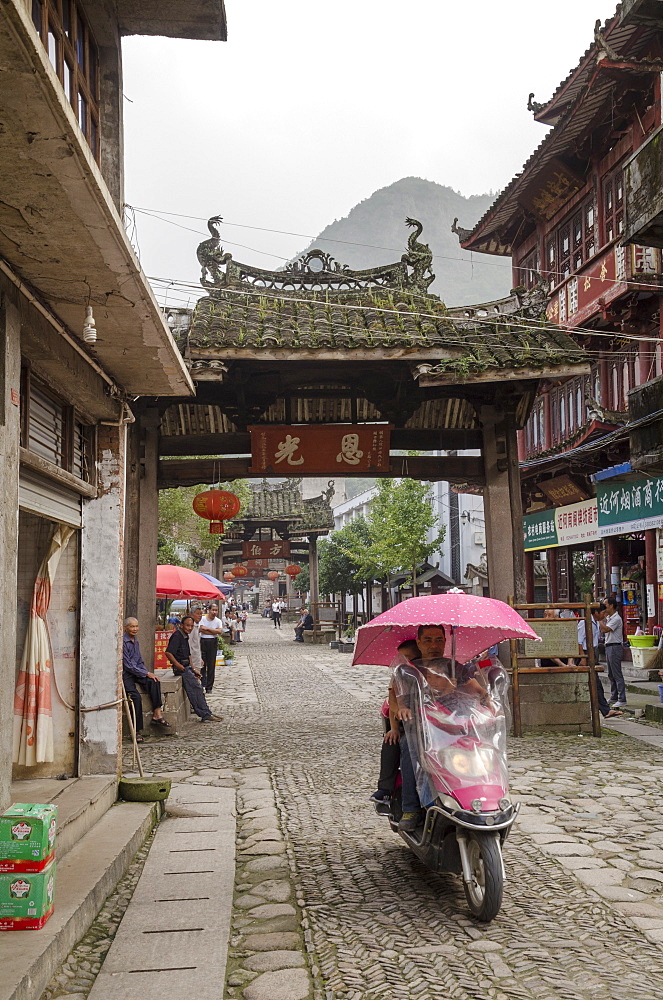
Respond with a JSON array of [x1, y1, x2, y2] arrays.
[[210, 521, 225, 535]]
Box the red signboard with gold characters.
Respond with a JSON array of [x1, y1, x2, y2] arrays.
[[248, 424, 392, 475], [242, 540, 291, 560]]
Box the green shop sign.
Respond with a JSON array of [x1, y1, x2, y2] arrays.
[[523, 509, 557, 550], [597, 475, 663, 537]]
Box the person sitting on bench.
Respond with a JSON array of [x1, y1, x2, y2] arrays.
[[294, 608, 313, 642]]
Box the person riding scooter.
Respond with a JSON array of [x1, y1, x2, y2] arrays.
[[396, 625, 488, 831]]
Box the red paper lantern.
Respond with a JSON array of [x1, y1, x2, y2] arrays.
[[232, 564, 248, 577], [223, 572, 235, 581], [267, 571, 280, 581], [285, 564, 302, 577], [192, 489, 241, 535]]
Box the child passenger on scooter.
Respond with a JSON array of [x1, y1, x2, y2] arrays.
[[370, 640, 420, 803]]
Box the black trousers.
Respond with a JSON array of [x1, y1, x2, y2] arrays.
[[377, 716, 401, 793], [200, 640, 217, 691], [294, 625, 304, 641], [123, 670, 162, 733], [272, 612, 281, 628]]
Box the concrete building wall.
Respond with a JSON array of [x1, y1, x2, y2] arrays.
[[78, 423, 126, 775], [0, 294, 21, 812]]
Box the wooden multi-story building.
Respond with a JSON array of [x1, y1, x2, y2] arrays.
[[457, 2, 663, 627]]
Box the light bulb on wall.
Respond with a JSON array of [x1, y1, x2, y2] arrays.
[[83, 305, 97, 344]]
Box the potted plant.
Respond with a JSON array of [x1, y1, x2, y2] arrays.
[[338, 626, 355, 653]]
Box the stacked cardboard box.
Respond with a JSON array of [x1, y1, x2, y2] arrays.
[[0, 804, 57, 930]]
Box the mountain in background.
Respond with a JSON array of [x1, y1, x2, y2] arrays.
[[294, 177, 511, 307]]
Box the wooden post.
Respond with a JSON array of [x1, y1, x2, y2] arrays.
[[645, 528, 658, 628], [481, 405, 524, 605], [308, 535, 319, 624], [584, 593, 601, 737], [508, 595, 522, 738], [525, 551, 535, 602]]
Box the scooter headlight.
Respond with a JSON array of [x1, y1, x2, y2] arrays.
[[445, 748, 495, 778]]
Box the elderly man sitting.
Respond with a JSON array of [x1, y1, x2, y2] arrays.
[[294, 608, 313, 642], [122, 618, 171, 742]]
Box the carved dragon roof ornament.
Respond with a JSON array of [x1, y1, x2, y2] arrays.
[[195, 216, 436, 294], [451, 217, 473, 244]]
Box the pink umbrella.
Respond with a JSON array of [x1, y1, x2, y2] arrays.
[[353, 593, 540, 667], [156, 565, 223, 599]]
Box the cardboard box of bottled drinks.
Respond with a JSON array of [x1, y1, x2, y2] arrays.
[[0, 861, 56, 930], [0, 803, 58, 873]]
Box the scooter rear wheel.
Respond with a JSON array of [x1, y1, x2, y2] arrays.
[[463, 832, 503, 922]]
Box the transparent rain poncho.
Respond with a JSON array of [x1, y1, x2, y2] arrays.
[[392, 655, 511, 809]]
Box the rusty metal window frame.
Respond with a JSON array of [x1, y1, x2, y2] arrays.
[[31, 0, 100, 161]]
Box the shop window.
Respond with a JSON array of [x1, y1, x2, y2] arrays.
[[20, 369, 95, 482], [549, 375, 589, 445], [605, 354, 636, 412], [31, 0, 99, 161], [602, 167, 624, 245]]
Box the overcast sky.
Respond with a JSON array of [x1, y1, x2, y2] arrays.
[[122, 0, 617, 309]]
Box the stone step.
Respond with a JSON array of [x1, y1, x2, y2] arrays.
[[10, 775, 118, 859], [86, 784, 235, 1000], [0, 799, 160, 1000]]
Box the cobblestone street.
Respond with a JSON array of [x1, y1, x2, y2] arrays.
[[94, 618, 663, 999]]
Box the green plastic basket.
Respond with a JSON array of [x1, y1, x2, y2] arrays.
[[628, 635, 656, 648]]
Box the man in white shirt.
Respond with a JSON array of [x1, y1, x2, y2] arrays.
[[578, 605, 623, 719], [190, 606, 204, 673], [600, 598, 626, 708], [199, 604, 224, 693], [271, 598, 282, 629]]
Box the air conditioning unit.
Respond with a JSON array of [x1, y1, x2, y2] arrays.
[[473, 531, 485, 546]]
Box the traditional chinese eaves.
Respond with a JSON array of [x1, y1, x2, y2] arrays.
[[187, 220, 589, 382], [229, 479, 334, 534], [188, 287, 457, 359]]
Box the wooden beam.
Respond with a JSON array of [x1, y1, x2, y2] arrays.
[[157, 455, 485, 488], [158, 427, 483, 457]]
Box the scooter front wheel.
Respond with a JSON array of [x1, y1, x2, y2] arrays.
[[463, 832, 503, 922]]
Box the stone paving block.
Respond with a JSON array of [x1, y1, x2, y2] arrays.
[[241, 932, 300, 951], [243, 967, 310, 1000], [244, 857, 287, 874], [240, 841, 286, 855], [243, 951, 306, 972], [247, 904, 297, 919], [538, 842, 594, 857], [589, 885, 649, 902]]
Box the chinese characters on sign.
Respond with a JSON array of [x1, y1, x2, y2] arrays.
[[248, 425, 392, 475], [596, 476, 663, 537], [154, 630, 172, 670], [242, 540, 291, 560], [523, 499, 598, 550]]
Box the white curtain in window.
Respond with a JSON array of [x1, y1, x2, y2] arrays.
[[13, 524, 74, 765]]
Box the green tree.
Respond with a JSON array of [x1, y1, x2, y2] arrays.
[[157, 480, 251, 569], [353, 479, 445, 601]]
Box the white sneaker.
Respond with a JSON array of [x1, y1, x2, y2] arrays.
[[611, 701, 627, 708]]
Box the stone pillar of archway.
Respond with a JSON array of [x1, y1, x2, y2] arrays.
[[308, 535, 319, 616], [480, 404, 525, 606], [124, 405, 160, 670]]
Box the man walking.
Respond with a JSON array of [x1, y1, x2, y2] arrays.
[[199, 604, 224, 692], [600, 597, 627, 708], [165, 615, 221, 723], [271, 598, 282, 629], [122, 618, 171, 741]]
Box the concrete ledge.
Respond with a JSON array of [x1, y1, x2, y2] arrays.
[[10, 775, 118, 859], [0, 800, 160, 1000], [303, 629, 336, 645]]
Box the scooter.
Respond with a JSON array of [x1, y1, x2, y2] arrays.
[[374, 658, 518, 921]]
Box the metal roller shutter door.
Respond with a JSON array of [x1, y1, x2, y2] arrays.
[[19, 468, 82, 528]]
